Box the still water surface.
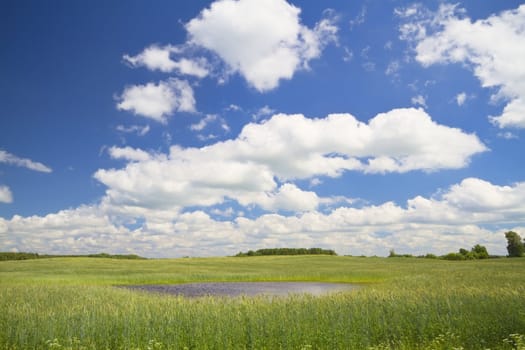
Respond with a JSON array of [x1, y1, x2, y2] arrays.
[[124, 282, 358, 297]]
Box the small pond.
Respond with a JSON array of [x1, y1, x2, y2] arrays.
[[123, 282, 358, 298]]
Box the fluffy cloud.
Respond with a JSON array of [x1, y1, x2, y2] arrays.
[[94, 147, 278, 213], [0, 206, 244, 257], [123, 44, 210, 78], [239, 183, 320, 213], [236, 177, 525, 255], [0, 150, 52, 173], [185, 0, 337, 91], [0, 185, 13, 203], [0, 206, 133, 255], [94, 109, 486, 217], [443, 178, 525, 215], [236, 108, 486, 176], [400, 4, 525, 128], [108, 146, 151, 162], [117, 78, 196, 123], [1, 177, 524, 257]]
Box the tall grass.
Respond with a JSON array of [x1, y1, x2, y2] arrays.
[[1, 256, 524, 349]]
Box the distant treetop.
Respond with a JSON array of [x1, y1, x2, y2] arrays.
[[235, 248, 337, 257]]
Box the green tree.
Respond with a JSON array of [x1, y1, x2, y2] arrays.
[[505, 231, 524, 257], [442, 252, 466, 261], [471, 244, 489, 259]]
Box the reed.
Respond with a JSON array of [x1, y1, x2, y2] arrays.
[[1, 256, 524, 349]]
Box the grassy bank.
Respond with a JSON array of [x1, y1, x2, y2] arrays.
[[1, 256, 524, 349]]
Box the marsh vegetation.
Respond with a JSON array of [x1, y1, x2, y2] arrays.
[[1, 256, 524, 349]]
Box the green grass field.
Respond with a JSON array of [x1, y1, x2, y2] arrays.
[[1, 256, 524, 349]]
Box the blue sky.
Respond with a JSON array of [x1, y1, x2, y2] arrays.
[[1, 0, 524, 257]]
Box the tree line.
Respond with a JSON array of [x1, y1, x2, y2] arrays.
[[389, 231, 525, 260], [0, 252, 146, 261], [389, 244, 490, 260], [235, 247, 337, 257]]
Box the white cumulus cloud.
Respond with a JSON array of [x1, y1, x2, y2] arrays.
[[443, 178, 525, 214], [117, 78, 196, 123], [241, 183, 320, 213], [0, 206, 137, 255], [401, 4, 525, 128], [123, 44, 210, 78], [108, 146, 152, 162], [185, 0, 338, 91], [0, 185, 13, 203], [1, 177, 524, 257], [93, 109, 486, 217]]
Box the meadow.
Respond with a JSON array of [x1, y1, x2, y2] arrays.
[[1, 255, 524, 349]]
